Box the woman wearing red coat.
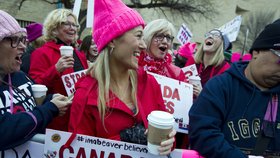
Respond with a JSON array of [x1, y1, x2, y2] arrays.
[[68, 0, 175, 155], [138, 19, 186, 82], [29, 9, 88, 131]]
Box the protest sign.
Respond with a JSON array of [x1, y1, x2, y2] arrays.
[[73, 0, 82, 18], [148, 72, 193, 134], [1, 141, 44, 158], [44, 129, 183, 158], [177, 24, 193, 45], [61, 70, 87, 96], [87, 0, 94, 28], [219, 15, 242, 42], [181, 64, 198, 81]]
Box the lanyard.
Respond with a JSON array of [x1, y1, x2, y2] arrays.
[[8, 74, 14, 114]]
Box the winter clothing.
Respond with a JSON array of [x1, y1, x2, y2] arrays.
[[26, 23, 43, 42], [0, 10, 26, 40], [0, 71, 58, 150], [93, 0, 145, 53], [138, 51, 186, 82], [68, 68, 166, 140], [207, 29, 232, 51], [21, 46, 34, 75], [196, 61, 230, 87], [189, 62, 280, 158], [29, 40, 88, 131], [176, 42, 196, 59], [174, 42, 196, 68], [222, 34, 232, 51], [250, 19, 280, 53]]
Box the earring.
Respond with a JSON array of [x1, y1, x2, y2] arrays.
[[109, 47, 114, 55]]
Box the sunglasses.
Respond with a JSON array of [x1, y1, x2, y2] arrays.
[[270, 49, 280, 64]]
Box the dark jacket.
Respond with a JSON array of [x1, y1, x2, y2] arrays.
[[189, 62, 280, 158], [0, 71, 58, 150]]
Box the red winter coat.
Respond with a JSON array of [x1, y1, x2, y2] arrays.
[[68, 68, 166, 140], [196, 61, 230, 87], [29, 41, 88, 131]]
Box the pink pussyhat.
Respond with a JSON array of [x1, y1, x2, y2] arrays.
[[177, 42, 197, 58], [182, 150, 204, 158], [93, 0, 145, 53], [242, 53, 252, 61], [231, 52, 241, 63]]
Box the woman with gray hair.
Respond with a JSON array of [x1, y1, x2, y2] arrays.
[[29, 8, 88, 131], [138, 19, 186, 81]]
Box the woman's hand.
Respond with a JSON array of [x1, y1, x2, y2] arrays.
[[158, 129, 176, 155], [193, 84, 202, 97], [55, 56, 74, 73], [51, 93, 72, 116]]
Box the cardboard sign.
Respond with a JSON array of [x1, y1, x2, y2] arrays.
[[219, 15, 242, 42], [148, 72, 193, 134], [44, 129, 183, 158], [181, 64, 198, 81], [61, 70, 87, 96], [1, 141, 44, 158], [177, 24, 193, 45]]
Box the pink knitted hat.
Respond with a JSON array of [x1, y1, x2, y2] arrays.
[[176, 42, 197, 58], [93, 0, 145, 53], [0, 10, 26, 41], [26, 23, 43, 42]]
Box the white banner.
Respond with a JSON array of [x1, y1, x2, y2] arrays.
[[73, 0, 82, 18], [61, 70, 87, 96], [177, 24, 193, 45], [148, 73, 193, 134], [44, 129, 183, 158], [181, 64, 198, 81], [1, 141, 44, 158], [87, 0, 94, 28], [219, 15, 242, 42]]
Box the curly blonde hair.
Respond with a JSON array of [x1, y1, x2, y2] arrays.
[[43, 8, 79, 43]]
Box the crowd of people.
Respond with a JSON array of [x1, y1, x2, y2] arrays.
[[0, 0, 279, 157]]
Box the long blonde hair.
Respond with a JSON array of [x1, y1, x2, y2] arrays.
[[194, 41, 225, 67], [87, 46, 139, 128]]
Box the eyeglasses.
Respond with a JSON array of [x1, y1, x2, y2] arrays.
[[270, 49, 280, 64], [61, 22, 79, 29], [3, 35, 27, 48], [205, 32, 222, 39], [154, 33, 174, 43]]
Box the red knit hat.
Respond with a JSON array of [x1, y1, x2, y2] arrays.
[[0, 10, 26, 41], [93, 0, 145, 53]]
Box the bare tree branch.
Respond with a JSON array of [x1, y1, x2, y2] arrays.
[[235, 10, 278, 53], [128, 0, 218, 22]]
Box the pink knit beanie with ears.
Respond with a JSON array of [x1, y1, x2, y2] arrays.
[[93, 0, 145, 53], [176, 42, 196, 58], [0, 10, 26, 41]]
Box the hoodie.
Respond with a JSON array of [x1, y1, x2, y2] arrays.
[[189, 62, 280, 158]]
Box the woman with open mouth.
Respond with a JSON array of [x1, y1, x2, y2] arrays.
[[138, 19, 186, 82], [190, 29, 232, 97]]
